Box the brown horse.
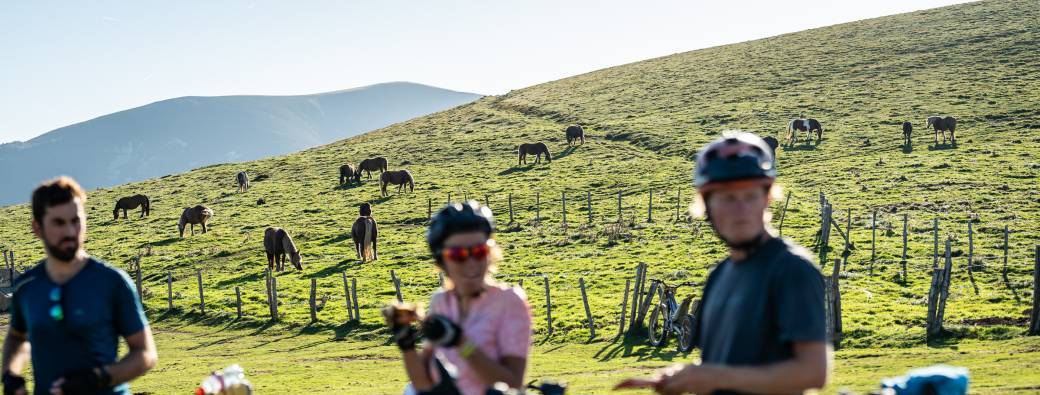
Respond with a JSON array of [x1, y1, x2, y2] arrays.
[[926, 116, 957, 145], [518, 142, 552, 165], [380, 170, 414, 197], [178, 205, 213, 237], [902, 121, 913, 146], [264, 227, 302, 271], [339, 164, 358, 185], [565, 125, 586, 146], [351, 208, 378, 263], [236, 171, 249, 192], [357, 157, 388, 180], [113, 194, 150, 220]]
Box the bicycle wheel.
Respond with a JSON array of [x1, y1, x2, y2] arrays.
[[647, 303, 668, 347], [678, 314, 696, 353]]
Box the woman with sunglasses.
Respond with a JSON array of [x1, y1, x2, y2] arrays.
[[389, 200, 532, 395]]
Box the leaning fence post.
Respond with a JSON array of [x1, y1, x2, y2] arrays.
[[343, 272, 354, 321], [310, 278, 318, 322], [508, 193, 515, 224], [629, 263, 644, 330], [235, 286, 243, 320], [485, 193, 490, 209], [351, 278, 360, 320], [197, 270, 205, 315], [390, 270, 403, 303], [1029, 245, 1040, 336], [777, 191, 792, 236], [579, 277, 595, 339], [618, 279, 631, 338], [543, 275, 553, 336], [166, 272, 173, 310]]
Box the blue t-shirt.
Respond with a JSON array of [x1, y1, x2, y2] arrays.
[[9, 258, 148, 395]]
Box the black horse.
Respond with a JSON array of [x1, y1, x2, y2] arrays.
[[902, 122, 913, 146], [565, 125, 586, 146]]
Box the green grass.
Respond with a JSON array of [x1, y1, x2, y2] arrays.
[[2, 0, 1040, 392]]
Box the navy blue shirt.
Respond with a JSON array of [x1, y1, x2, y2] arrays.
[[10, 258, 148, 395], [694, 237, 826, 395]]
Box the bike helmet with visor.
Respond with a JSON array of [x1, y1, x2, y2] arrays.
[[693, 131, 776, 193], [426, 200, 495, 265]]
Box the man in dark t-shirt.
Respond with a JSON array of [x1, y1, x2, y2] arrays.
[[2, 177, 157, 395], [641, 132, 830, 395]]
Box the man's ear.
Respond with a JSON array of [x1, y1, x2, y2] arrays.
[[31, 220, 42, 239]]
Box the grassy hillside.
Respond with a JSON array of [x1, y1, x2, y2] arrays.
[[2, 0, 1039, 393]]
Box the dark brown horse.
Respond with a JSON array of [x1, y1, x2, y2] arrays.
[[113, 194, 150, 220], [351, 204, 378, 262], [178, 205, 213, 237], [518, 142, 552, 165], [236, 171, 249, 192], [565, 125, 586, 146], [902, 121, 913, 146], [787, 118, 823, 145], [380, 170, 414, 197], [357, 157, 388, 180], [264, 227, 302, 271], [339, 164, 358, 185], [762, 136, 779, 157], [926, 116, 957, 145]]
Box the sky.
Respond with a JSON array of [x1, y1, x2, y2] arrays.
[[0, 0, 971, 144]]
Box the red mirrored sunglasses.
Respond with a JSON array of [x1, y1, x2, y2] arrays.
[[440, 241, 493, 263]]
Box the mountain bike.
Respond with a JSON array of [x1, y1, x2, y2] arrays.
[[646, 279, 699, 352]]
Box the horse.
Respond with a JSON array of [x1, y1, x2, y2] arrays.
[[339, 164, 358, 185], [787, 118, 823, 145], [380, 170, 414, 197], [178, 205, 213, 237], [236, 171, 250, 192], [357, 157, 389, 180], [351, 204, 378, 262], [264, 227, 303, 272], [113, 194, 150, 220], [518, 142, 552, 165], [902, 122, 913, 146], [762, 136, 779, 157], [926, 116, 957, 145], [565, 125, 586, 146]]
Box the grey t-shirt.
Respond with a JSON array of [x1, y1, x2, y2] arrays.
[[693, 237, 826, 395]]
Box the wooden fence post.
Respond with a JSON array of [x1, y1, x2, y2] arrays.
[[235, 286, 242, 319], [830, 258, 842, 348], [343, 272, 354, 321], [310, 278, 318, 322], [390, 270, 403, 303], [197, 270, 205, 315], [447, 192, 452, 205], [587, 191, 593, 224], [485, 193, 490, 209], [536, 192, 541, 223], [543, 275, 553, 336], [428, 198, 432, 220], [870, 209, 876, 275], [778, 191, 792, 236], [579, 278, 595, 339], [271, 276, 279, 320], [134, 257, 143, 302], [933, 218, 939, 270], [617, 190, 623, 223], [1029, 245, 1039, 336], [629, 263, 644, 330], [562, 191, 568, 227], [166, 272, 173, 310], [351, 278, 360, 319], [618, 279, 631, 338], [843, 208, 852, 271], [647, 189, 653, 222], [508, 193, 515, 224], [1003, 225, 1010, 284], [901, 214, 909, 284], [820, 204, 832, 267], [937, 239, 953, 331], [675, 189, 681, 223], [823, 276, 834, 345]]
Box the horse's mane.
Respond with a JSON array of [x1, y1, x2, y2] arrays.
[[281, 230, 298, 255]]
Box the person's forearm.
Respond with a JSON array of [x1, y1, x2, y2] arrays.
[[711, 360, 827, 394], [402, 349, 434, 390], [463, 347, 522, 388], [104, 347, 157, 385], [1, 333, 29, 376]]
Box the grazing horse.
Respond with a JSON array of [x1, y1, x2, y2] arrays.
[[351, 204, 378, 262], [926, 116, 957, 145], [236, 171, 250, 192], [565, 125, 586, 146], [762, 136, 779, 157], [902, 122, 913, 146], [339, 164, 358, 185], [380, 170, 414, 197], [357, 157, 389, 180], [518, 142, 552, 165], [787, 118, 823, 145], [264, 227, 302, 271], [178, 205, 213, 237], [113, 194, 150, 220]]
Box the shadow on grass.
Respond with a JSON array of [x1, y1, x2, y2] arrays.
[[593, 333, 690, 363], [927, 142, 958, 150], [553, 145, 577, 161], [902, 142, 914, 153]]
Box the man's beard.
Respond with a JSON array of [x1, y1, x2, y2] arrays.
[[45, 237, 79, 262]]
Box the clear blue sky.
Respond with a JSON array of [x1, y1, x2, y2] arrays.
[[0, 0, 969, 143]]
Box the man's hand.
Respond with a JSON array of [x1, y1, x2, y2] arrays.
[[2, 371, 26, 395], [654, 363, 723, 395], [51, 367, 109, 395]]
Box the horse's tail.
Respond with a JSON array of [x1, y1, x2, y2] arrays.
[[362, 219, 374, 261], [787, 119, 795, 134]]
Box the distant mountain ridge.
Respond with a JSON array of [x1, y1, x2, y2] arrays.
[[0, 81, 481, 205]]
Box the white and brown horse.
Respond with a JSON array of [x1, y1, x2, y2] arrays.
[[787, 118, 823, 145], [351, 204, 378, 262], [236, 171, 250, 192]]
